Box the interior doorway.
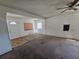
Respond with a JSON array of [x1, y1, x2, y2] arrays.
[[34, 20, 43, 33]]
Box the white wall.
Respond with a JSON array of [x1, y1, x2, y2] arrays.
[[0, 6, 12, 55], [46, 11, 79, 39]]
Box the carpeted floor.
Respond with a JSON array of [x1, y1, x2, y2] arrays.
[[1, 34, 79, 59], [11, 34, 38, 48]]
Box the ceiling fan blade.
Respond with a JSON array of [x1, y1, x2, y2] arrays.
[[76, 4, 79, 6], [72, 8, 78, 10], [61, 9, 68, 13], [56, 7, 68, 10], [69, 0, 79, 7]]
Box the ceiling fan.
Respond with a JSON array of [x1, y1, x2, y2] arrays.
[[56, 0, 79, 13]]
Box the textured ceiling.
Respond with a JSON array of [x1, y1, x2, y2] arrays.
[[0, 0, 74, 18]]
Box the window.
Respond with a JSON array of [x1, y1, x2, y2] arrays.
[[10, 21, 16, 25], [63, 24, 70, 31], [37, 22, 42, 29]]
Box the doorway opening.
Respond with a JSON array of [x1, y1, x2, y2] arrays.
[[6, 12, 35, 48]]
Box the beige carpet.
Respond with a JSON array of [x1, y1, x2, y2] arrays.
[[11, 34, 43, 48]]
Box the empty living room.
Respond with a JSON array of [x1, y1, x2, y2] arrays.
[[0, 0, 79, 59]]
